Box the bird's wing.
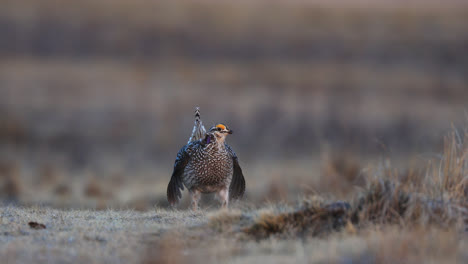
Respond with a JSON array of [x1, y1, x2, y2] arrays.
[[226, 144, 246, 200], [167, 144, 191, 205]]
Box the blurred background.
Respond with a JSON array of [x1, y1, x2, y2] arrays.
[[0, 0, 467, 210]]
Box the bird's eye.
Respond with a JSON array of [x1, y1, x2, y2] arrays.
[[217, 127, 222, 131]]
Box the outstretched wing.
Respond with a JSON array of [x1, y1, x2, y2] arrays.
[[226, 144, 245, 200], [167, 145, 191, 205]]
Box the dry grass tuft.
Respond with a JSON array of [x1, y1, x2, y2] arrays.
[[352, 179, 411, 225], [242, 126, 468, 240], [353, 126, 468, 228], [439, 129, 468, 199], [244, 201, 351, 239]]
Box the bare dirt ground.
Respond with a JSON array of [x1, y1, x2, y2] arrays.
[[0, 207, 205, 263]]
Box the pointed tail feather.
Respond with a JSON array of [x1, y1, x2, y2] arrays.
[[188, 107, 206, 143]]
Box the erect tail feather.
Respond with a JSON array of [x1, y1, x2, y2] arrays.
[[188, 107, 207, 143]]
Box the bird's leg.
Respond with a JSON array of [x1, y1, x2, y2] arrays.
[[218, 188, 229, 209], [190, 189, 201, 211]]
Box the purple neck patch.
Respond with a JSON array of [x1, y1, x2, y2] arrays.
[[206, 135, 211, 144]]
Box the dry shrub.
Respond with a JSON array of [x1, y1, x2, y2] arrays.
[[245, 127, 467, 239], [244, 200, 351, 239], [404, 197, 468, 228], [353, 126, 468, 228], [437, 129, 468, 199], [352, 179, 411, 225]]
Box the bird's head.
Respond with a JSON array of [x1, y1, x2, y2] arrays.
[[207, 123, 233, 143]]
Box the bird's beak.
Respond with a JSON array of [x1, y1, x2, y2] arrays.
[[228, 129, 233, 134]]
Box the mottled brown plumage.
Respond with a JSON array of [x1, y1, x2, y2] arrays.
[[167, 108, 245, 210]]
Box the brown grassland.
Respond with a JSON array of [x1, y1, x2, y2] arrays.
[[0, 127, 467, 263]]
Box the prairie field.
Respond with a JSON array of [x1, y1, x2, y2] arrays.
[[0, 0, 468, 263]]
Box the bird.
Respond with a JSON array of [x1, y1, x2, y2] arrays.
[[167, 107, 245, 210]]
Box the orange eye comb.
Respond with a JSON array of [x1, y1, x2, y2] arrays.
[[216, 124, 226, 130]]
